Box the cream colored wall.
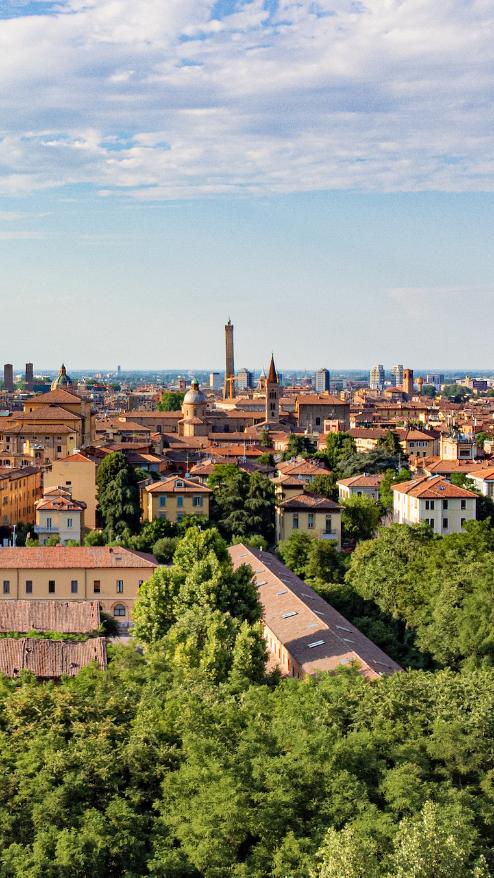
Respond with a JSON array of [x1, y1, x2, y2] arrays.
[[144, 491, 210, 523], [37, 509, 84, 545], [276, 507, 341, 548], [0, 565, 155, 624], [48, 459, 97, 528], [393, 492, 476, 533], [337, 484, 380, 501]]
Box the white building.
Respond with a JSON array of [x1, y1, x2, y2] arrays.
[[337, 474, 383, 502], [467, 467, 494, 498], [369, 364, 385, 390], [315, 368, 330, 393], [392, 476, 476, 535], [34, 487, 86, 545], [391, 364, 404, 387]]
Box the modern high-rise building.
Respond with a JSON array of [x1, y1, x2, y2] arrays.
[[3, 364, 14, 393], [315, 368, 330, 393], [426, 373, 445, 390], [391, 364, 404, 387], [25, 362, 33, 392], [223, 319, 235, 399], [369, 364, 385, 390], [237, 368, 254, 391], [209, 371, 221, 390]]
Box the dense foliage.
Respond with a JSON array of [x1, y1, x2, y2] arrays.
[[157, 391, 185, 411], [96, 451, 141, 537], [208, 464, 275, 542]]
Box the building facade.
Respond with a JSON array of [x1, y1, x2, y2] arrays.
[[48, 452, 97, 529], [315, 368, 330, 393], [392, 476, 477, 534], [276, 493, 342, 546], [142, 475, 212, 523], [0, 467, 43, 528], [369, 364, 385, 390]]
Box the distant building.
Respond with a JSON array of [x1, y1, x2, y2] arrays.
[[142, 475, 212, 524], [403, 368, 414, 397], [209, 371, 221, 390], [3, 365, 13, 393], [392, 475, 477, 534], [391, 364, 404, 387], [315, 368, 330, 393], [25, 363, 33, 392], [0, 467, 43, 528], [337, 474, 383, 502], [426, 373, 445, 390], [276, 493, 342, 547], [237, 368, 254, 391], [369, 364, 385, 390], [34, 486, 86, 546], [224, 319, 235, 399]]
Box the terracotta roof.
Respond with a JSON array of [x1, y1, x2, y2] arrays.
[[348, 428, 388, 439], [0, 466, 40, 482], [35, 495, 86, 512], [466, 466, 494, 482], [229, 545, 401, 680], [0, 422, 76, 435], [19, 406, 81, 421], [0, 637, 106, 678], [392, 475, 477, 499], [55, 453, 95, 464], [297, 394, 347, 406], [337, 474, 384, 488], [267, 354, 278, 385], [29, 389, 82, 404], [0, 600, 100, 633], [278, 492, 342, 510], [278, 460, 330, 476], [0, 546, 157, 569], [145, 475, 212, 494], [424, 458, 493, 475]]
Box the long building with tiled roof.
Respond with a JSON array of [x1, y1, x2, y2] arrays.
[[229, 544, 401, 681]]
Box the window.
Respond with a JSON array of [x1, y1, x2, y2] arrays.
[[461, 499, 466, 510], [93, 580, 101, 593], [315, 417, 321, 427], [176, 480, 184, 488], [192, 496, 203, 508], [57, 445, 62, 453], [159, 496, 166, 507], [113, 603, 126, 617], [3, 580, 9, 594], [65, 481, 72, 486], [116, 580, 124, 594], [71, 580, 78, 594], [46, 517, 52, 529], [177, 495, 184, 508], [325, 515, 332, 534], [25, 580, 32, 594], [443, 499, 448, 510], [442, 518, 448, 530], [292, 513, 299, 529], [461, 518, 466, 527], [176, 512, 184, 522], [67, 518, 73, 528], [308, 512, 315, 529], [48, 580, 55, 593]]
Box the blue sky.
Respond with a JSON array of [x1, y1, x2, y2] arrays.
[[1, 0, 494, 369]]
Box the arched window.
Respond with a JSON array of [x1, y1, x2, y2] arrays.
[[113, 603, 126, 617]]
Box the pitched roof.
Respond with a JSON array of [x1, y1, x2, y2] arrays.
[[297, 394, 347, 406], [0, 637, 106, 678], [29, 388, 82, 405], [278, 460, 330, 476], [54, 452, 95, 464], [0, 546, 157, 569], [18, 406, 81, 421], [337, 474, 384, 488], [0, 600, 100, 633], [145, 475, 212, 494], [278, 492, 342, 510], [0, 422, 76, 435], [392, 475, 477, 499], [229, 545, 401, 680], [267, 354, 278, 385], [35, 495, 87, 512]]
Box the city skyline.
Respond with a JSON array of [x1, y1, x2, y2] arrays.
[[2, 1, 494, 366]]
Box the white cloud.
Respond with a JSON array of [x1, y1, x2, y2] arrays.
[[1, 0, 494, 198]]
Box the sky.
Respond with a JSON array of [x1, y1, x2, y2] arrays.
[[1, 0, 494, 370]]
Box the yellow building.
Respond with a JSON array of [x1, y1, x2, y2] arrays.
[[276, 493, 342, 547], [0, 466, 43, 526], [48, 452, 97, 528], [142, 475, 212, 524], [0, 378, 95, 466], [34, 487, 86, 545], [0, 546, 158, 627]]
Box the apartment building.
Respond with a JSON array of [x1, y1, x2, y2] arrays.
[[0, 466, 43, 527], [142, 475, 212, 524], [392, 476, 477, 534], [48, 452, 97, 529], [275, 493, 342, 546]]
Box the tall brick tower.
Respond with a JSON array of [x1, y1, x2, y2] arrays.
[[25, 362, 33, 392], [223, 318, 235, 399], [403, 368, 414, 398], [265, 353, 281, 424]]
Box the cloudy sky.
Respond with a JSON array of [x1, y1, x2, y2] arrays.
[[1, 0, 494, 369]]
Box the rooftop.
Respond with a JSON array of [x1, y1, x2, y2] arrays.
[[0, 637, 106, 678], [0, 599, 100, 633], [0, 546, 157, 569]]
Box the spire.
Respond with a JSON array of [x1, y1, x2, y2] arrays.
[[267, 353, 278, 385]]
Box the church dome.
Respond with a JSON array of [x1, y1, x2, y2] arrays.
[[51, 363, 73, 390], [183, 378, 206, 405]]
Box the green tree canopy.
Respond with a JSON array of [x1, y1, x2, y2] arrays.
[[157, 391, 185, 411], [341, 495, 383, 541], [96, 452, 141, 536]]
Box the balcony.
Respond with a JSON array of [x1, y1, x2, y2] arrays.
[[321, 530, 339, 540], [33, 525, 60, 534]]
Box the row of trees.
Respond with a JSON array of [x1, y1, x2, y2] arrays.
[[0, 518, 492, 877]]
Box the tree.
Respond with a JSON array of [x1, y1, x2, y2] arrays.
[[132, 566, 180, 644], [305, 473, 339, 501], [442, 384, 471, 404], [338, 449, 404, 478], [322, 432, 356, 470], [421, 384, 437, 398], [152, 537, 179, 563], [380, 467, 412, 512], [304, 539, 347, 585], [389, 801, 482, 878], [157, 391, 185, 411], [451, 473, 494, 521], [208, 465, 275, 542], [84, 530, 106, 546], [259, 429, 273, 449], [376, 430, 404, 458], [277, 532, 313, 576], [341, 495, 382, 541], [96, 452, 141, 536], [313, 825, 379, 878], [282, 434, 316, 460]]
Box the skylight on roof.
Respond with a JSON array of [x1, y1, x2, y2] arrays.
[[342, 638, 354, 643], [307, 640, 325, 648], [336, 625, 352, 632], [283, 611, 298, 619]]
